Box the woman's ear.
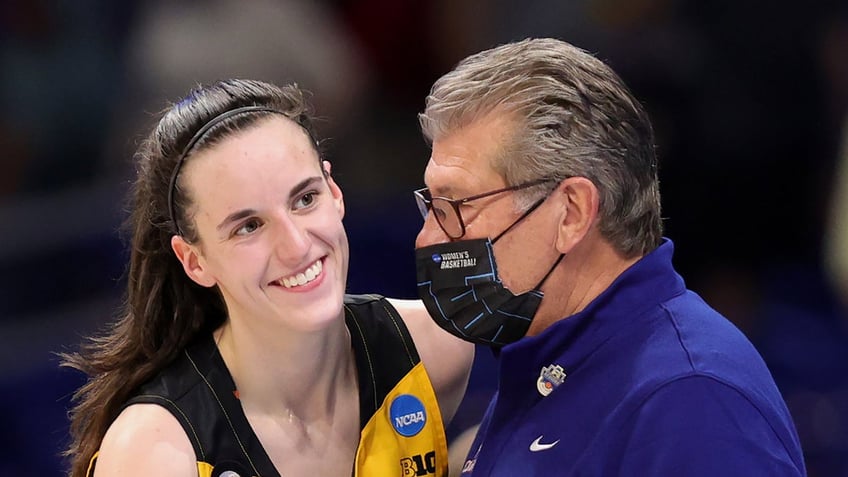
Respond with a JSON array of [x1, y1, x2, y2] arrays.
[[553, 177, 600, 253], [171, 235, 216, 287], [323, 160, 345, 219]]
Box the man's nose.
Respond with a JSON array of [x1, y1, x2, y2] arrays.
[[415, 214, 450, 248]]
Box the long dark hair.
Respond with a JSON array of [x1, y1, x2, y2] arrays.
[[61, 79, 321, 477]]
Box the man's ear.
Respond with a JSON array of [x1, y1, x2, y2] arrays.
[[171, 235, 216, 287], [553, 177, 600, 253], [323, 160, 345, 219]]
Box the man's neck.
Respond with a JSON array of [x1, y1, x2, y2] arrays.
[[527, 237, 642, 336]]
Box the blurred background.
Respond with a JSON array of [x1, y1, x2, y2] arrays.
[[1, 0, 847, 475]]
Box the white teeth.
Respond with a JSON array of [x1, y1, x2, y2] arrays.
[[279, 260, 322, 288]]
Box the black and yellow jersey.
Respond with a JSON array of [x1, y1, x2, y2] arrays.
[[87, 294, 447, 477]]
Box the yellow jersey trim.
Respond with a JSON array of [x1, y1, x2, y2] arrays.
[[355, 362, 448, 477]]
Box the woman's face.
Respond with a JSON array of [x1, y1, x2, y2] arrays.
[[172, 116, 349, 333]]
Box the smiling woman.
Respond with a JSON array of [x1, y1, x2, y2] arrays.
[[170, 114, 350, 334], [60, 79, 473, 477]]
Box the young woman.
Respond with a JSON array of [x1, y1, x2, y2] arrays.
[[62, 79, 473, 477]]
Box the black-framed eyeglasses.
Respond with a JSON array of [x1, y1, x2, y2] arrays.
[[414, 178, 555, 239]]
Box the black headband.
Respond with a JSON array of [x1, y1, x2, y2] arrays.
[[167, 105, 284, 236]]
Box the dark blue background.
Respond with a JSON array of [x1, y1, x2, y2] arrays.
[[1, 1, 847, 475]]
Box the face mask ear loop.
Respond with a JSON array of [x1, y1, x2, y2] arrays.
[[535, 253, 564, 290], [491, 195, 549, 244], [490, 190, 563, 290]]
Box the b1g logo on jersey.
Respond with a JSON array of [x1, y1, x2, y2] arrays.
[[390, 394, 427, 437], [400, 451, 436, 476]]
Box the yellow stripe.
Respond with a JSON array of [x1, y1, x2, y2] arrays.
[[197, 461, 214, 476]]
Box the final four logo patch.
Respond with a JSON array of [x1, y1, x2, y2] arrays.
[[390, 394, 427, 437], [537, 364, 566, 397]]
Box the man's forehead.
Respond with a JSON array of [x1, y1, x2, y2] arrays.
[[424, 154, 506, 198]]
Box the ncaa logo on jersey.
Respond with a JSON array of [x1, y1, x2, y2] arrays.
[[390, 394, 427, 437]]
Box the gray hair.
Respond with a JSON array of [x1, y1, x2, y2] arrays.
[[419, 38, 662, 257]]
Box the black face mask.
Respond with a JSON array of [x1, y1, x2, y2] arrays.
[[415, 196, 563, 347]]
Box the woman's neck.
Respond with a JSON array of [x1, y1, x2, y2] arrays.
[[214, 315, 362, 473], [213, 316, 357, 422]]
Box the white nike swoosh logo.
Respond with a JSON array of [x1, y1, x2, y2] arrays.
[[529, 435, 560, 452]]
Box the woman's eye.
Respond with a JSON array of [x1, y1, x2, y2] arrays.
[[234, 219, 262, 236], [295, 191, 317, 209]]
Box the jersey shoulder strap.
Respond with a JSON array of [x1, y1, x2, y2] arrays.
[[344, 293, 420, 425], [345, 294, 449, 477], [122, 335, 278, 477]]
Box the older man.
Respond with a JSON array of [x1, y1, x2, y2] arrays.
[[413, 38, 806, 476]]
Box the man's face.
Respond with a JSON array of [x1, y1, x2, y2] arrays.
[[415, 113, 560, 295], [175, 116, 349, 333]]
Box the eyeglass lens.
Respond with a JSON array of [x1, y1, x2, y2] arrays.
[[430, 198, 461, 238]]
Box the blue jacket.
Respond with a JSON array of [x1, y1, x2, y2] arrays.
[[460, 239, 806, 476]]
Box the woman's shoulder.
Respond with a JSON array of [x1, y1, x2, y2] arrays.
[[92, 403, 196, 477]]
